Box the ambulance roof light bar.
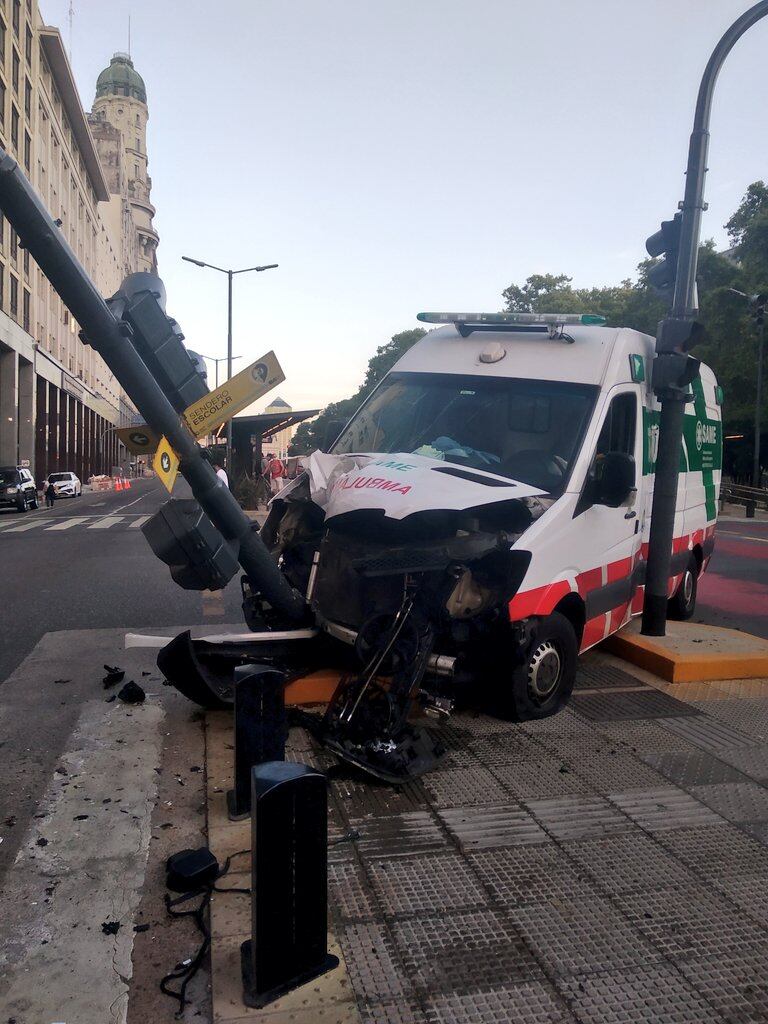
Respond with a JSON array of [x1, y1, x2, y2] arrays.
[[417, 311, 606, 340]]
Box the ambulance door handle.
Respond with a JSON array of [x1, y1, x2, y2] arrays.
[[624, 510, 637, 520]]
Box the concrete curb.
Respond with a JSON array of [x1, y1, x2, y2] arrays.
[[604, 620, 768, 683]]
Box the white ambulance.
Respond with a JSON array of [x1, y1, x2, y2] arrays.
[[280, 311, 722, 721]]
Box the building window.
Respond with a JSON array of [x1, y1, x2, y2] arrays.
[[10, 226, 17, 260], [135, 113, 140, 126], [23, 76, 29, 117], [0, 263, 4, 309], [12, 0, 19, 38], [135, 137, 140, 152], [0, 18, 6, 59], [10, 273, 18, 318], [22, 286, 29, 331], [11, 105, 18, 147], [23, 129, 29, 170], [12, 50, 19, 92], [0, 81, 5, 129], [23, 247, 28, 276], [0, 212, 4, 249], [24, 24, 30, 64]]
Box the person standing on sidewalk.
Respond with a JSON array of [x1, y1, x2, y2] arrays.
[[45, 479, 57, 508], [266, 453, 285, 496]]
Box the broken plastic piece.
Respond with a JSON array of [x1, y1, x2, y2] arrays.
[[103, 665, 125, 687], [117, 680, 146, 704]]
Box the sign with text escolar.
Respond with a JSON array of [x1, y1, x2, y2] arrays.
[[153, 435, 180, 493], [182, 351, 285, 438], [117, 425, 161, 455]]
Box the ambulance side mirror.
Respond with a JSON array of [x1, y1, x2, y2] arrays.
[[596, 452, 636, 508]]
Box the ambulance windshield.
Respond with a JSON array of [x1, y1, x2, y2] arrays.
[[333, 372, 598, 494]]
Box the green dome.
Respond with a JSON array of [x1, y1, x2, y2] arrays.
[[95, 52, 146, 103]]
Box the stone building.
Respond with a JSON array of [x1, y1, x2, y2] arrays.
[[0, 1, 159, 482], [262, 397, 296, 459]]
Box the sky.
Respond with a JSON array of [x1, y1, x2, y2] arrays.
[[40, 0, 768, 415]]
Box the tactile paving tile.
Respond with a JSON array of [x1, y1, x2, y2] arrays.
[[469, 731, 547, 766], [524, 794, 634, 841], [743, 820, 768, 846], [360, 1001, 426, 1024], [656, 823, 768, 879], [690, 781, 768, 824], [333, 775, 429, 822], [567, 752, 668, 792], [490, 759, 595, 800], [392, 908, 544, 993], [573, 690, 700, 721], [448, 713, 522, 736], [560, 832, 699, 895], [594, 719, 700, 754], [714, 875, 768, 929], [509, 895, 663, 975], [640, 749, 748, 788], [608, 786, 722, 831], [715, 743, 768, 783], [556, 962, 725, 1023], [574, 661, 650, 690], [353, 811, 449, 860], [658, 715, 756, 753], [338, 921, 416, 1004], [520, 709, 601, 740], [616, 884, 768, 960], [367, 852, 488, 917], [468, 844, 600, 907], [689, 698, 768, 740], [677, 951, 768, 1023], [328, 859, 379, 922], [423, 766, 508, 808], [438, 804, 548, 850], [427, 980, 576, 1023]]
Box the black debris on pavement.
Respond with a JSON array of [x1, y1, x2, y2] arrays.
[[133, 923, 150, 933], [189, 765, 202, 773], [103, 665, 125, 688], [35, 837, 48, 847], [3, 816, 16, 827], [73, 814, 89, 821], [141, 670, 151, 676], [101, 921, 120, 935], [117, 680, 145, 704], [53, 678, 71, 685]]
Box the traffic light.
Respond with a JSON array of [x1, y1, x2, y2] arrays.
[[646, 213, 682, 300]]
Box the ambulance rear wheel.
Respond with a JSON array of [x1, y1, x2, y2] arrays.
[[668, 554, 698, 620], [496, 612, 578, 721]]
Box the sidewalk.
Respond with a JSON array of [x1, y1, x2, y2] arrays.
[[205, 650, 768, 1024]]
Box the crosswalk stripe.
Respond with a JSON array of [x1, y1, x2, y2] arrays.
[[88, 516, 124, 529], [3, 520, 45, 533], [129, 516, 151, 529], [46, 517, 92, 531]]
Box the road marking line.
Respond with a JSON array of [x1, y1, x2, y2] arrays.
[[2, 520, 46, 532], [110, 490, 160, 514], [88, 516, 124, 529], [129, 516, 151, 529], [719, 531, 768, 544], [46, 517, 92, 531]]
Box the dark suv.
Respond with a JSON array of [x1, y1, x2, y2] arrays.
[[0, 466, 38, 512]]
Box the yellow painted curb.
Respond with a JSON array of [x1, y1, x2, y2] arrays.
[[603, 631, 768, 683]]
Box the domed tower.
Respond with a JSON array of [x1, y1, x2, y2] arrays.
[[89, 53, 159, 274]]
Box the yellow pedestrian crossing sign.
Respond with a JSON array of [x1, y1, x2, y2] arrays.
[[153, 436, 180, 493], [183, 351, 285, 438]]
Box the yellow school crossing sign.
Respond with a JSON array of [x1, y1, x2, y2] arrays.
[[153, 436, 180, 493], [183, 351, 285, 438]]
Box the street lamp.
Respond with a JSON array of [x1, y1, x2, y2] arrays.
[[182, 256, 278, 474], [730, 289, 766, 487], [198, 353, 242, 390]]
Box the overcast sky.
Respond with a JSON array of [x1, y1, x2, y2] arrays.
[[40, 0, 768, 414]]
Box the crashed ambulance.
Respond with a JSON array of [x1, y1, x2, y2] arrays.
[[163, 310, 722, 781]]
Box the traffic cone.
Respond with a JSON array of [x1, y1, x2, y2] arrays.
[[124, 478, 131, 490], [114, 478, 123, 492]]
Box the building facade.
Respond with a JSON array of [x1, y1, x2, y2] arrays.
[[262, 397, 296, 459], [0, 1, 158, 482]]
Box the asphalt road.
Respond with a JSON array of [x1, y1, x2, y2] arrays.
[[0, 477, 247, 684], [696, 517, 768, 640]]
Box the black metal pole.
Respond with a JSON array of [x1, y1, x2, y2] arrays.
[[642, 1, 768, 636], [226, 270, 234, 478], [0, 148, 306, 621], [755, 317, 765, 488]]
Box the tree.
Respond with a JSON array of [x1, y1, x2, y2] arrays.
[[288, 328, 426, 455]]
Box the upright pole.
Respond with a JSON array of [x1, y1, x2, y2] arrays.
[[226, 270, 233, 479], [642, 1, 768, 636], [755, 318, 765, 488]]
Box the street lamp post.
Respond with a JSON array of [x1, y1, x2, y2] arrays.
[[182, 256, 278, 476], [641, 1, 768, 637], [198, 353, 242, 390]]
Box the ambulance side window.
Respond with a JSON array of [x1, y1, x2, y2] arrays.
[[576, 391, 637, 514]]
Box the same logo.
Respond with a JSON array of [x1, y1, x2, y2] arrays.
[[251, 363, 268, 383], [695, 420, 717, 451]]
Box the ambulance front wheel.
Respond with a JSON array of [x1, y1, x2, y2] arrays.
[[667, 554, 698, 620], [499, 612, 578, 721]]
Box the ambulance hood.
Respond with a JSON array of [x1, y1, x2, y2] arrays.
[[298, 450, 545, 521]]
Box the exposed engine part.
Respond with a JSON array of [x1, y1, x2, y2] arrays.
[[445, 568, 494, 619]]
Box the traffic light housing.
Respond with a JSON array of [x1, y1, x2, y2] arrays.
[[142, 499, 239, 591], [646, 213, 682, 300]]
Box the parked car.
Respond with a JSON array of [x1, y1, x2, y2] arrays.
[[46, 471, 82, 498], [0, 466, 39, 512]]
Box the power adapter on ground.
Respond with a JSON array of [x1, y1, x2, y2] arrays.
[[165, 847, 219, 892]]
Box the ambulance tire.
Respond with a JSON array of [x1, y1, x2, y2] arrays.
[[498, 612, 578, 721], [667, 554, 698, 621]]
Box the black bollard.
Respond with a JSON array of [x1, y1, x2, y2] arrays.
[[241, 761, 338, 1008], [226, 665, 287, 821]]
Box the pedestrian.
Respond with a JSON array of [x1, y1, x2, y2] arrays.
[[266, 453, 285, 496], [45, 479, 57, 508], [211, 452, 229, 489]]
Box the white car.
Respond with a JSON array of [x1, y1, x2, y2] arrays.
[[46, 471, 82, 498]]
